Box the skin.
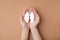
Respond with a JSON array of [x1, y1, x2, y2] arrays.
[[20, 8, 42, 40]]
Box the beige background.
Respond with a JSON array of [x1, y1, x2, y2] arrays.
[[0, 0, 60, 40]]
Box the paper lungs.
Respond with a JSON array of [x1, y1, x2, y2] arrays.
[[24, 12, 34, 23]]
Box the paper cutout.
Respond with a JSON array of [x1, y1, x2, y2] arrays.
[[24, 12, 34, 23]]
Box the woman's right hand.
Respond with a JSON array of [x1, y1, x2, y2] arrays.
[[29, 8, 40, 28]]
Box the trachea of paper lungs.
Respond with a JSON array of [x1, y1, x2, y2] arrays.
[[24, 11, 34, 23], [30, 12, 34, 23]]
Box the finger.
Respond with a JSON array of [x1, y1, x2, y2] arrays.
[[29, 8, 37, 17], [32, 8, 39, 20], [29, 8, 33, 12], [29, 8, 39, 22], [22, 9, 26, 17], [22, 8, 29, 17], [20, 14, 26, 25], [33, 8, 39, 22]]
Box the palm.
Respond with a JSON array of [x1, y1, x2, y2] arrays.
[[29, 8, 40, 27], [20, 9, 29, 28]]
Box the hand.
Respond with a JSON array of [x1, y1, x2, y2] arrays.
[[29, 8, 40, 28], [20, 9, 29, 29], [20, 9, 30, 40]]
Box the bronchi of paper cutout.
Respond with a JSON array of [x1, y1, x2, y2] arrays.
[[24, 11, 34, 23]]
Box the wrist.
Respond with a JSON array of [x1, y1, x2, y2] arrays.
[[22, 26, 29, 30], [30, 26, 37, 30]]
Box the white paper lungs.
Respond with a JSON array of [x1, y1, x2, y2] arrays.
[[24, 12, 34, 23]]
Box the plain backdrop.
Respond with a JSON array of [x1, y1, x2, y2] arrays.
[[0, 0, 60, 40]]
